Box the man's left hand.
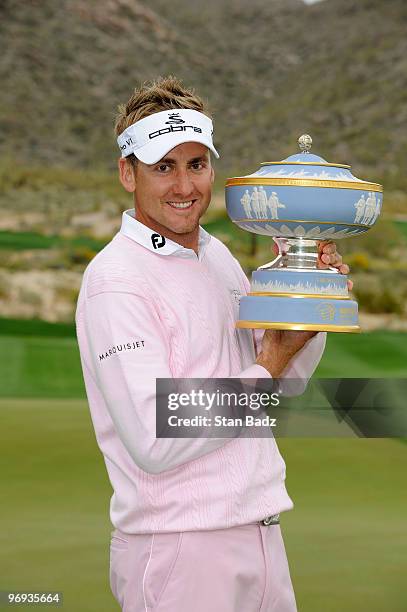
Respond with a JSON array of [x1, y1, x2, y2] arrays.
[[317, 241, 353, 291]]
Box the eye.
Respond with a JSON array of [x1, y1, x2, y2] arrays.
[[190, 161, 205, 171], [156, 163, 172, 173]]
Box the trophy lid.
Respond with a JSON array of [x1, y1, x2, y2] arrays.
[[225, 134, 384, 187], [226, 134, 382, 191], [260, 134, 351, 170]]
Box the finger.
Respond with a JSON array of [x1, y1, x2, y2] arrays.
[[338, 263, 350, 275], [330, 254, 343, 267], [320, 242, 337, 255], [347, 279, 353, 291], [317, 258, 329, 269], [320, 252, 342, 266]]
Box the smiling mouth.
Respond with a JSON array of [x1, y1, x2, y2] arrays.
[[166, 200, 196, 210]]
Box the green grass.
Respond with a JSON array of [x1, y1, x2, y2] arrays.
[[278, 437, 407, 612], [0, 231, 60, 250], [0, 317, 76, 338], [315, 330, 407, 377], [0, 399, 116, 612], [0, 320, 406, 398], [0, 335, 85, 398], [0, 230, 107, 252], [0, 320, 405, 610], [1, 399, 405, 611], [394, 220, 407, 242]]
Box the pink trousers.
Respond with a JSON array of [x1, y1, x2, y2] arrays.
[[109, 520, 297, 611]]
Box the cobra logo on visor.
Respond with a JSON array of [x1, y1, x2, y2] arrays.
[[149, 124, 203, 140], [165, 113, 185, 125]]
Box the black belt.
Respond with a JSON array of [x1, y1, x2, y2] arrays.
[[261, 514, 280, 526]]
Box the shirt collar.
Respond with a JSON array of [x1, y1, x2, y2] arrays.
[[120, 208, 211, 260]]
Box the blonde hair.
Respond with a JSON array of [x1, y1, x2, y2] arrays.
[[115, 76, 212, 165]]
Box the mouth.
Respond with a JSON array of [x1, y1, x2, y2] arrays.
[[166, 199, 197, 210]]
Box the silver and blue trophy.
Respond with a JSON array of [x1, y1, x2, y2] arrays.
[[225, 135, 383, 332]]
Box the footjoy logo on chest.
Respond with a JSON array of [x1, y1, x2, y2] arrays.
[[99, 340, 145, 362], [151, 233, 166, 249]]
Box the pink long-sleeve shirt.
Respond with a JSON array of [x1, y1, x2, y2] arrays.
[[75, 208, 326, 534]]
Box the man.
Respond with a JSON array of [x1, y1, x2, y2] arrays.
[[251, 186, 261, 219], [241, 188, 252, 219], [269, 191, 286, 220], [75, 76, 351, 612]]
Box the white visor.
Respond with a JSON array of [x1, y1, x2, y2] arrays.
[[117, 109, 219, 164]]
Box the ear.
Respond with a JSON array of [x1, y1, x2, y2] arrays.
[[118, 158, 136, 193], [210, 166, 215, 184]]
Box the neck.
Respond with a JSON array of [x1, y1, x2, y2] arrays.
[[134, 208, 200, 254]]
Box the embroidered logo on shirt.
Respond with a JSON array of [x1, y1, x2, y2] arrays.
[[151, 233, 166, 249], [230, 289, 242, 305], [99, 340, 145, 362]]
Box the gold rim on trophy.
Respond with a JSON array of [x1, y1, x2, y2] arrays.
[[247, 292, 350, 300], [236, 321, 361, 333], [226, 177, 383, 192], [260, 161, 351, 169], [235, 217, 374, 227]]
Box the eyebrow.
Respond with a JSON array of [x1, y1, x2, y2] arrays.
[[158, 155, 209, 164]]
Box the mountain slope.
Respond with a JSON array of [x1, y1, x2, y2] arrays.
[[0, 0, 406, 186]]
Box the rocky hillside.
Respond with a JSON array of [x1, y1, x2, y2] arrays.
[[1, 0, 406, 186]]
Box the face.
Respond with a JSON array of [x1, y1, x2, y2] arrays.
[[119, 142, 214, 246]]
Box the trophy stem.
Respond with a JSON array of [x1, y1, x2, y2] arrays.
[[259, 238, 322, 271], [276, 237, 319, 269]]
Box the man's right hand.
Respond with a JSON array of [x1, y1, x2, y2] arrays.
[[256, 329, 318, 377]]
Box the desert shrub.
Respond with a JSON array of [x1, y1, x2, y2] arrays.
[[338, 219, 402, 259], [18, 287, 43, 307], [66, 246, 97, 265], [384, 190, 407, 215], [55, 286, 80, 305], [346, 252, 371, 271], [352, 272, 406, 315], [0, 160, 121, 197], [0, 271, 10, 299]]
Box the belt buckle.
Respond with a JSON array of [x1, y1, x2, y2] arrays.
[[262, 513, 280, 526]]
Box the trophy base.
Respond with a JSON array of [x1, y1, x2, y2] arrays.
[[238, 268, 360, 333]]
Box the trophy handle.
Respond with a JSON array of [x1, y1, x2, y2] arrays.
[[258, 253, 283, 270], [258, 238, 287, 270]]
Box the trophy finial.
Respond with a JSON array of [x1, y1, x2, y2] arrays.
[[298, 134, 312, 153]]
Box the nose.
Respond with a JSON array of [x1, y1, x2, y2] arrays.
[[171, 168, 194, 197]]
